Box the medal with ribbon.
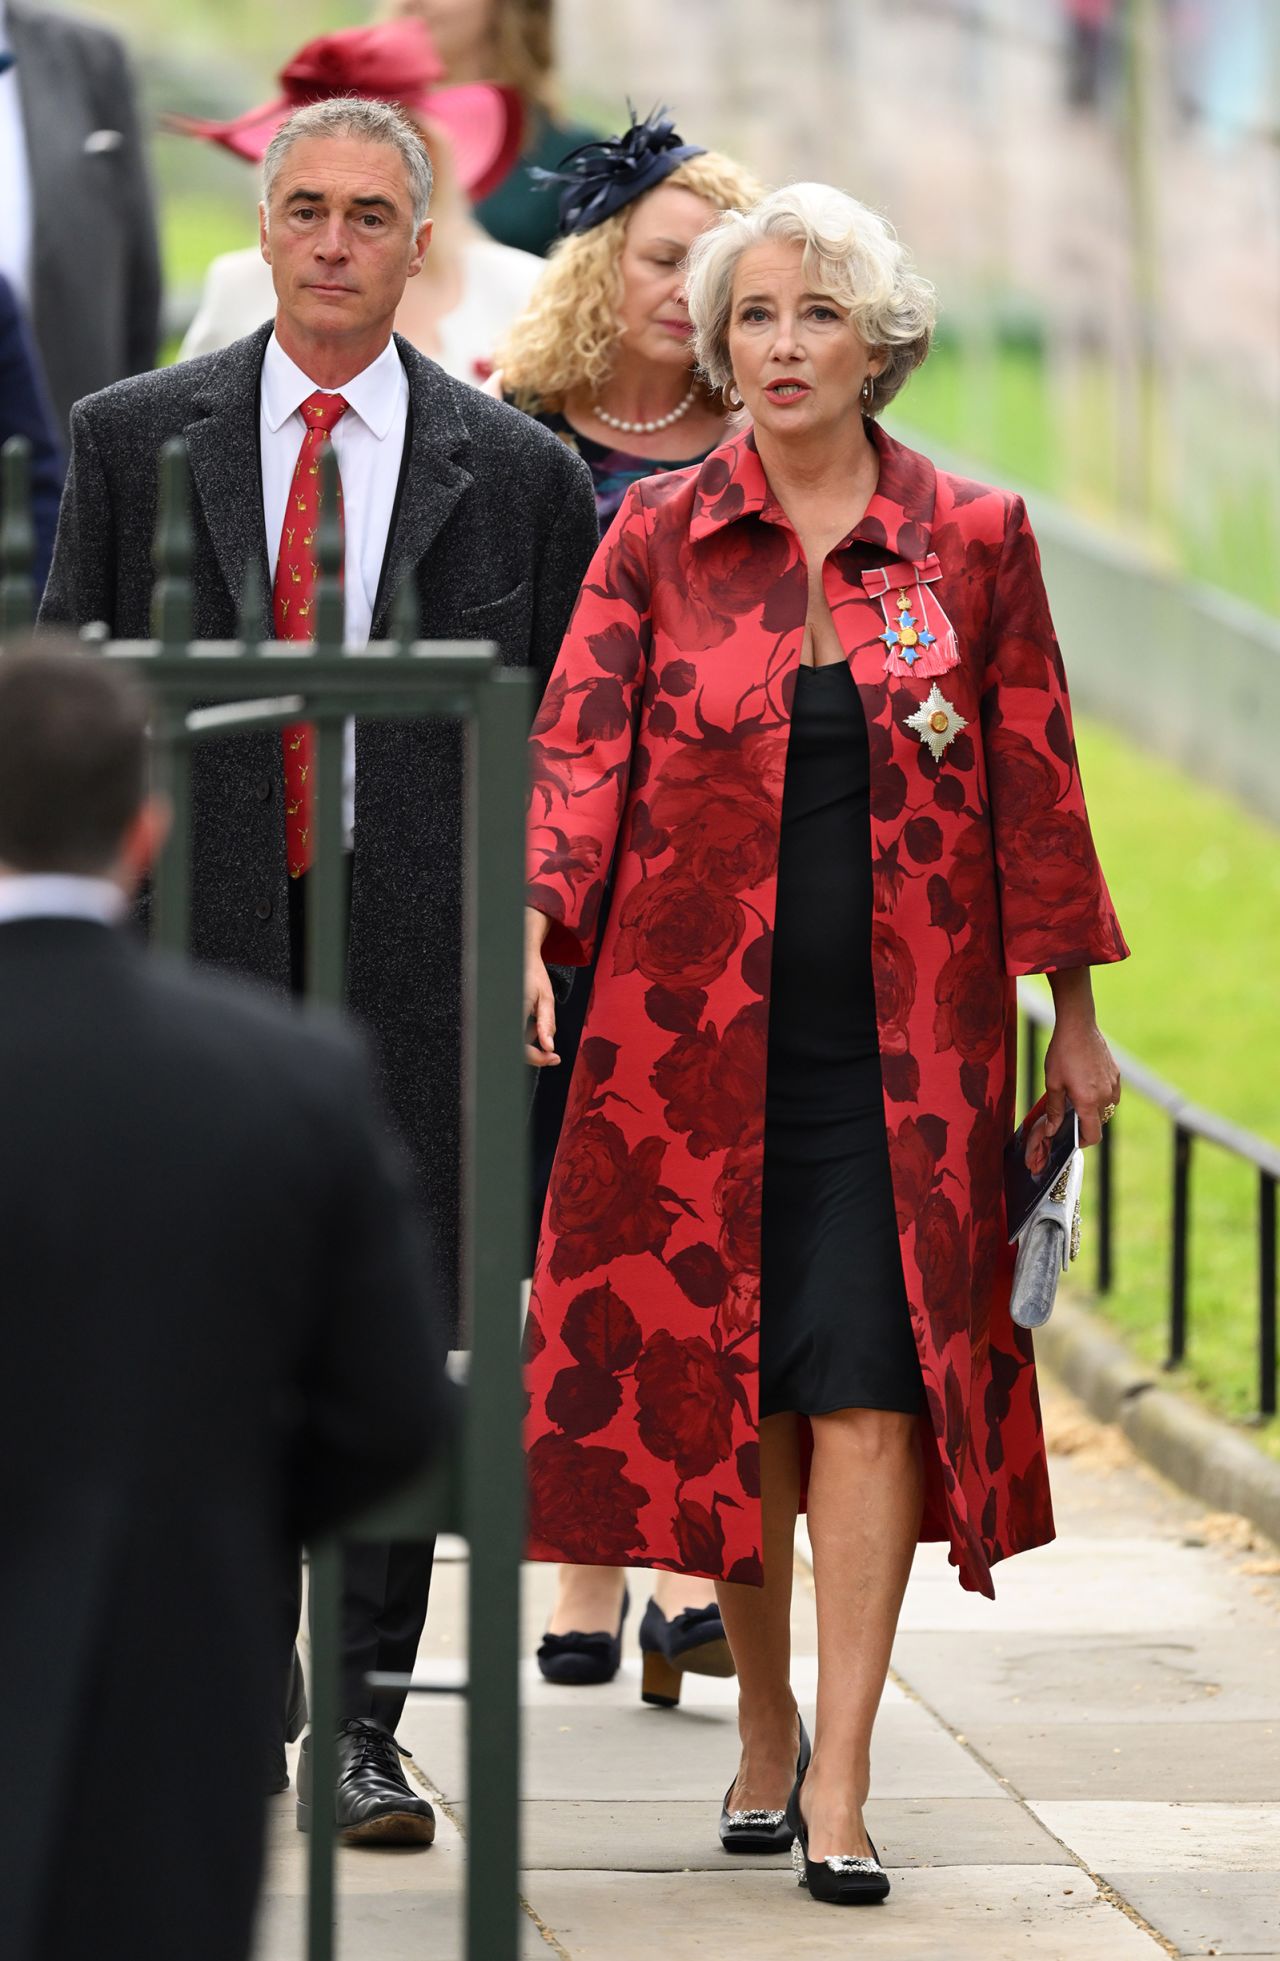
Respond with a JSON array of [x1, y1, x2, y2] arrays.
[[862, 553, 959, 681]]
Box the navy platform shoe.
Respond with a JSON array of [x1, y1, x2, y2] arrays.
[[638, 1597, 736, 1708]]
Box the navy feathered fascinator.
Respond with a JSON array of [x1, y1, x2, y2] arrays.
[[533, 105, 706, 236]]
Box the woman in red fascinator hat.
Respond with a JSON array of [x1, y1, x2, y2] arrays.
[[172, 18, 541, 382]]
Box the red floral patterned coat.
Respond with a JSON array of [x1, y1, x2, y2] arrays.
[[525, 423, 1128, 1597]]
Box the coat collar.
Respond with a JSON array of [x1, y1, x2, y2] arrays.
[[180, 324, 473, 629], [183, 322, 274, 619], [370, 334, 473, 634], [688, 419, 938, 562]]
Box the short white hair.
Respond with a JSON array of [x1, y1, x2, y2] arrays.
[[685, 182, 936, 411], [262, 97, 434, 232]]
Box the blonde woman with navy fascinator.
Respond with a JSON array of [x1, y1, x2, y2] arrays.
[[494, 109, 762, 1705]]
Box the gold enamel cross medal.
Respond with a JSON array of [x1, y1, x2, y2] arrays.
[[861, 555, 960, 680], [880, 587, 936, 668]]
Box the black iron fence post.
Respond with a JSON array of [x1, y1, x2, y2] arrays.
[[461, 666, 530, 1957], [306, 442, 347, 1011], [1096, 1118, 1115, 1294], [149, 440, 194, 956], [0, 436, 35, 636], [1168, 1124, 1192, 1370], [1022, 1012, 1040, 1116], [1261, 1172, 1277, 1420], [305, 441, 354, 1961]]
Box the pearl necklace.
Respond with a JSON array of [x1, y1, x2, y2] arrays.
[[592, 380, 700, 436]]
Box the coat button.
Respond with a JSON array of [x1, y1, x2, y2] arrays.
[[255, 896, 272, 921], [255, 777, 273, 802]]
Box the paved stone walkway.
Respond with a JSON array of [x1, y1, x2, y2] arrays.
[[252, 1382, 1280, 1960]]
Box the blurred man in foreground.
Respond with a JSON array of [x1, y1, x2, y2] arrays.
[[0, 647, 449, 1961]]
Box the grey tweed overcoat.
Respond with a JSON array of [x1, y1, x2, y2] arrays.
[[41, 322, 599, 1332]]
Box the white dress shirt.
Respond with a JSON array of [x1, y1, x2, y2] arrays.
[[0, 874, 126, 926], [259, 331, 409, 843], [0, 3, 34, 307]]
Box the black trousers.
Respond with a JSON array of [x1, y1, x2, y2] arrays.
[[333, 1540, 438, 1731], [288, 864, 437, 1736]]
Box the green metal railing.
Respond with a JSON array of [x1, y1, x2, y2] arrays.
[[2, 434, 528, 1958]]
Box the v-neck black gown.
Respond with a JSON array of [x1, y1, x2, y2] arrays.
[[759, 660, 923, 1419]]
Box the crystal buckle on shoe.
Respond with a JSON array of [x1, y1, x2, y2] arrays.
[[726, 1807, 786, 1828], [790, 1840, 884, 1878]]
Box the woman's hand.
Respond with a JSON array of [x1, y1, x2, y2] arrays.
[[524, 906, 559, 1068], [1029, 967, 1121, 1168]]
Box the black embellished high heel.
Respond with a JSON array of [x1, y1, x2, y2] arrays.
[[536, 1587, 629, 1686], [786, 1766, 890, 1904], [718, 1716, 812, 1854], [638, 1596, 735, 1708]]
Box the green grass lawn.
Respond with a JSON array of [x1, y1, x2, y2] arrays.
[[1031, 717, 1280, 1454]]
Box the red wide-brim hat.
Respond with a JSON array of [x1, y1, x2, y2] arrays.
[[165, 20, 523, 202]]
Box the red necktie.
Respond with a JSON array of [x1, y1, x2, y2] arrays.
[[273, 389, 349, 878]]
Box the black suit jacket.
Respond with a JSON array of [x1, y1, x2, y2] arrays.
[[9, 0, 161, 435], [41, 325, 600, 1331], [0, 916, 448, 1961]]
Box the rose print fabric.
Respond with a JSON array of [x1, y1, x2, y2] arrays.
[[525, 423, 1128, 1597]]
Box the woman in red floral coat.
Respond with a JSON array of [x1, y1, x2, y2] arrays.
[[523, 182, 1127, 1907]]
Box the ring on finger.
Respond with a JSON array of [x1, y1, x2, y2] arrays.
[[1100, 1102, 1117, 1125]]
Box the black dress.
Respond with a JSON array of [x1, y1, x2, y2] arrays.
[[759, 661, 923, 1418]]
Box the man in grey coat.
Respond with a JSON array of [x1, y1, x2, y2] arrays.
[[41, 95, 598, 1844], [0, 0, 160, 435]]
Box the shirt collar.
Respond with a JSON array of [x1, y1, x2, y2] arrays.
[[0, 874, 127, 927], [261, 331, 406, 441], [689, 420, 938, 561]]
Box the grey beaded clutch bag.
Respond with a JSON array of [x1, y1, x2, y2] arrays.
[[1009, 1147, 1084, 1330]]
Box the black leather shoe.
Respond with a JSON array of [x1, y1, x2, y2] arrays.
[[719, 1716, 811, 1854], [536, 1587, 629, 1686], [639, 1597, 735, 1707], [786, 1767, 889, 1904], [296, 1720, 436, 1846]]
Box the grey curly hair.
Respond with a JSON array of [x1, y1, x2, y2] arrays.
[[684, 182, 936, 412]]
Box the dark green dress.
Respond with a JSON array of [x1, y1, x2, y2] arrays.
[[474, 108, 600, 258]]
